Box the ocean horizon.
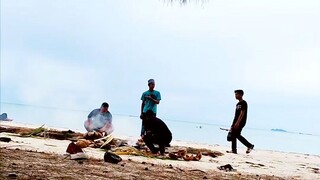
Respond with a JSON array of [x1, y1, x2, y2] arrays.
[[1, 102, 319, 156]]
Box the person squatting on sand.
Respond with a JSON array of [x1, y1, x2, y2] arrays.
[[140, 79, 161, 138], [227, 89, 254, 154], [142, 110, 172, 155], [84, 102, 113, 136]]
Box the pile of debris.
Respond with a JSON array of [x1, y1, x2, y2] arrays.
[[1, 125, 225, 163]]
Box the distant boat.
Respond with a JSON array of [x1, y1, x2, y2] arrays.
[[271, 128, 287, 132]]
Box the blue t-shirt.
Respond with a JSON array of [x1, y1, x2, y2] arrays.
[[141, 90, 161, 114], [88, 108, 112, 130]]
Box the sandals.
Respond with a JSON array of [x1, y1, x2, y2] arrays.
[[246, 145, 254, 154], [226, 150, 237, 154], [226, 144, 254, 154]]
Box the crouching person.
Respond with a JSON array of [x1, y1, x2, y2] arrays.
[[84, 102, 113, 136], [142, 110, 172, 155]]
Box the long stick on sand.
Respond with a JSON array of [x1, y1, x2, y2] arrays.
[[94, 134, 113, 142]]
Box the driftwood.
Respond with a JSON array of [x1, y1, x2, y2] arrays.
[[0, 125, 83, 140], [186, 147, 224, 157], [1, 125, 225, 160], [168, 146, 224, 158]]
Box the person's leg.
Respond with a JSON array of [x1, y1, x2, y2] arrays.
[[158, 144, 165, 155], [163, 135, 172, 153], [229, 129, 240, 153], [165, 135, 172, 145], [140, 113, 146, 137], [236, 127, 254, 153], [140, 123, 145, 137], [143, 134, 158, 154], [140, 112, 155, 137], [231, 136, 237, 153], [237, 134, 253, 148], [155, 135, 172, 155]]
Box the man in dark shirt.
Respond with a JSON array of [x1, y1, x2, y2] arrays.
[[228, 90, 254, 154], [142, 110, 172, 155]]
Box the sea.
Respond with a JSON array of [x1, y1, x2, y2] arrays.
[[1, 103, 319, 156]]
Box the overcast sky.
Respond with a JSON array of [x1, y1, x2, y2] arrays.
[[1, 0, 319, 134]]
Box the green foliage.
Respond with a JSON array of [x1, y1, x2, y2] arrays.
[[28, 124, 46, 137]]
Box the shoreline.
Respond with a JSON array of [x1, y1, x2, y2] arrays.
[[1, 121, 319, 179]]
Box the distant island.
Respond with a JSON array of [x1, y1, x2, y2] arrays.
[[271, 128, 287, 132], [270, 129, 317, 136]]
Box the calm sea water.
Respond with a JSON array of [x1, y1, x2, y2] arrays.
[[1, 103, 319, 155]]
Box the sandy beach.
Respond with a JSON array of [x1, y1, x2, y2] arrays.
[[1, 121, 319, 180]]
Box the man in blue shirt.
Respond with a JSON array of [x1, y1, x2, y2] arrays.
[[84, 102, 113, 135], [140, 79, 161, 137]]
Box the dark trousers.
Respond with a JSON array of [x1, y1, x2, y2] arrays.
[[143, 133, 172, 155], [231, 127, 253, 153], [140, 112, 156, 136]]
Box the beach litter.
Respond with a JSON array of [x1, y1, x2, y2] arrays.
[[104, 151, 122, 164], [168, 149, 202, 161], [217, 164, 236, 172], [75, 139, 92, 148], [0, 137, 11, 142], [66, 142, 87, 160]]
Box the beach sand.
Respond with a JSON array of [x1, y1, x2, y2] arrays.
[[1, 121, 319, 180]]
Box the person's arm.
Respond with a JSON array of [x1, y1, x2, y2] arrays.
[[140, 92, 146, 119], [88, 112, 93, 119], [234, 110, 245, 129], [84, 119, 93, 132], [99, 122, 112, 134], [146, 92, 161, 104], [141, 101, 145, 114], [87, 110, 94, 124], [99, 112, 113, 134], [147, 96, 160, 104]]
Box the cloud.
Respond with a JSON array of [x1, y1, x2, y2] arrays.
[[240, 47, 320, 95]]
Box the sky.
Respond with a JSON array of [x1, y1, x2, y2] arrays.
[[1, 0, 320, 135]]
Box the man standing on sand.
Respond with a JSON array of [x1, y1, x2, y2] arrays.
[[227, 89, 254, 154], [140, 79, 161, 138]]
